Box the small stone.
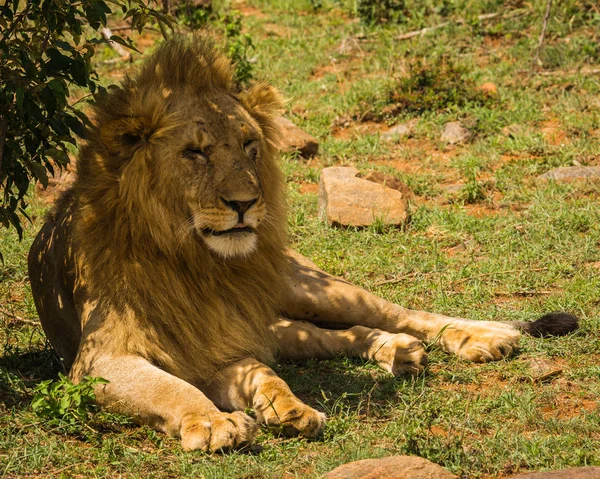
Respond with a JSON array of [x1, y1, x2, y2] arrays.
[[479, 82, 498, 95], [381, 120, 417, 141], [524, 358, 563, 383], [322, 456, 457, 479], [538, 166, 600, 182], [276, 117, 319, 158], [508, 467, 600, 478], [319, 167, 409, 227], [441, 122, 472, 144]]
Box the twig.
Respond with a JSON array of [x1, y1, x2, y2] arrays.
[[532, 0, 553, 72], [374, 271, 431, 286], [0, 306, 39, 326], [535, 67, 600, 76], [100, 27, 131, 60], [396, 12, 501, 41], [0, 113, 7, 183], [452, 267, 549, 286], [493, 290, 552, 296]]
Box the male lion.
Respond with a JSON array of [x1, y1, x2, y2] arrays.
[[28, 35, 578, 452]]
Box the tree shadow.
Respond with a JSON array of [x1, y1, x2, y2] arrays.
[[274, 356, 423, 416], [0, 346, 63, 408]]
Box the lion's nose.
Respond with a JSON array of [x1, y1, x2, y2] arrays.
[[221, 197, 258, 218]]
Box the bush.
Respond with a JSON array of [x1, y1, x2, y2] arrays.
[[0, 0, 169, 248], [31, 373, 108, 432]]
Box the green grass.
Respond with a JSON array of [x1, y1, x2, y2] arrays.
[[2, 0, 600, 477]]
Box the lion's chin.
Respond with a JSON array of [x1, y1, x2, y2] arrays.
[[203, 230, 258, 259]]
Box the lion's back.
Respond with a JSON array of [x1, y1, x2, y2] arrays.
[[28, 189, 82, 368]]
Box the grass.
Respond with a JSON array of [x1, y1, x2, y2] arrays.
[[1, 0, 600, 477]]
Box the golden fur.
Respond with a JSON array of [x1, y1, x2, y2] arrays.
[[41, 36, 290, 382], [29, 35, 575, 452]]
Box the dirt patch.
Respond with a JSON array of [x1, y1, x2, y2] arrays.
[[464, 203, 501, 218], [262, 22, 290, 38], [541, 395, 598, 421], [540, 119, 569, 146], [299, 183, 319, 195], [333, 121, 385, 140], [234, 2, 267, 18]]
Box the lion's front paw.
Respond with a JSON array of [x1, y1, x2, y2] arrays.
[[180, 411, 257, 452], [265, 401, 327, 438], [255, 387, 326, 438], [370, 332, 428, 376], [440, 321, 521, 362]]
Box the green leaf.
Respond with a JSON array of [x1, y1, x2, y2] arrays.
[[109, 35, 140, 54], [29, 161, 49, 188]]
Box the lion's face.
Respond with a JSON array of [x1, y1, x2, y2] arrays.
[[154, 93, 269, 259]]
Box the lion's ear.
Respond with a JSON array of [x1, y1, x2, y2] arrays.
[[241, 83, 285, 116], [240, 83, 285, 145], [100, 116, 154, 155]]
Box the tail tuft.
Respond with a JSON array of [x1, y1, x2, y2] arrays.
[[520, 312, 580, 337]]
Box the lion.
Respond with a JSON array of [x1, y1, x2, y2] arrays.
[[28, 35, 578, 452]]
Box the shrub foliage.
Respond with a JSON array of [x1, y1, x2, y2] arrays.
[[0, 0, 168, 245]]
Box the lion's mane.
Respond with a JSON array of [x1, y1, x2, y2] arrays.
[[54, 35, 289, 382]]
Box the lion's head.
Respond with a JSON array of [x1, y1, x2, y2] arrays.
[[77, 35, 286, 260]]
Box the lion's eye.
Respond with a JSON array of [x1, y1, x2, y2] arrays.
[[244, 140, 258, 161], [184, 147, 208, 160]]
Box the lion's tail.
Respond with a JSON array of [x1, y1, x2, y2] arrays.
[[510, 312, 580, 337]]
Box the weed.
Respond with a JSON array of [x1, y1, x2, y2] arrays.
[[359, 59, 495, 121], [177, 6, 254, 85], [31, 373, 108, 433], [355, 0, 407, 25], [223, 11, 255, 86]]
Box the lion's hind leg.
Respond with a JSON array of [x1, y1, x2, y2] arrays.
[[272, 319, 427, 376], [205, 357, 326, 438]]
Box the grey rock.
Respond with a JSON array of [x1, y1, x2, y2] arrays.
[[276, 117, 319, 158], [538, 166, 600, 182], [319, 167, 409, 227], [523, 357, 563, 382], [381, 120, 417, 141], [322, 456, 457, 479], [441, 122, 472, 144], [508, 467, 600, 478]]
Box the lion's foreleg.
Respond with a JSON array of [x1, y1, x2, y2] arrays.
[[272, 318, 426, 375], [205, 358, 326, 438], [283, 251, 521, 362], [70, 353, 257, 452]]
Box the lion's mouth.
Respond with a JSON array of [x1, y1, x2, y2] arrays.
[[204, 226, 255, 236]]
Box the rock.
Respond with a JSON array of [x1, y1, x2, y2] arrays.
[[276, 117, 319, 158], [441, 122, 472, 144], [319, 167, 409, 227], [508, 467, 600, 478], [538, 166, 600, 182], [479, 82, 498, 95], [523, 358, 563, 383], [381, 120, 417, 142], [322, 456, 457, 479]]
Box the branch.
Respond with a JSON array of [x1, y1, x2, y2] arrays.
[[451, 267, 549, 286], [0, 306, 39, 326], [100, 27, 132, 60], [396, 12, 501, 41], [535, 67, 600, 76], [532, 0, 553, 71], [0, 112, 7, 183]]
